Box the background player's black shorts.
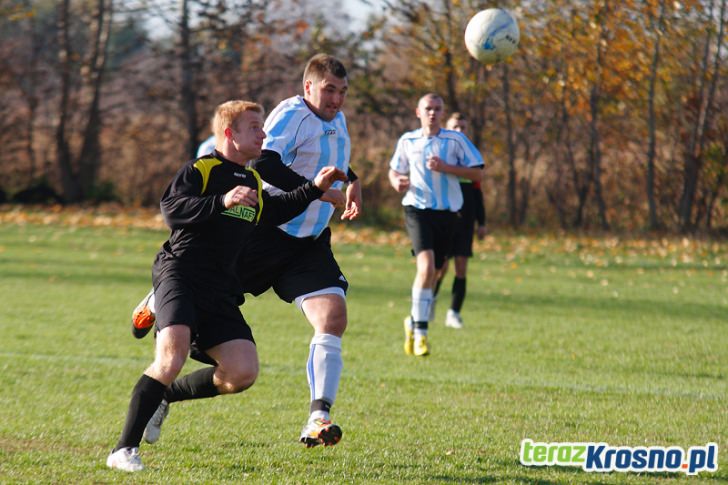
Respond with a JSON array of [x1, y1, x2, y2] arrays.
[[450, 183, 476, 258], [236, 227, 348, 303], [154, 274, 255, 353], [403, 206, 456, 269]]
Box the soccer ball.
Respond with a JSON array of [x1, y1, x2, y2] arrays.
[[464, 8, 520, 64]]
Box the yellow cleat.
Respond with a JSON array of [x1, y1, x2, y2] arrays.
[[413, 334, 430, 357], [403, 317, 414, 355]]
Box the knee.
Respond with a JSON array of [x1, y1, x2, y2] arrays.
[[151, 354, 186, 384], [218, 366, 258, 394], [326, 306, 347, 335]]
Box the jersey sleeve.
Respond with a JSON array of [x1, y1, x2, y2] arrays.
[[160, 163, 226, 229], [389, 136, 409, 174], [457, 133, 485, 168], [251, 149, 310, 190]]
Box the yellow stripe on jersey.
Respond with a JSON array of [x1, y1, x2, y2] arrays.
[[247, 166, 264, 224], [193, 158, 222, 194]]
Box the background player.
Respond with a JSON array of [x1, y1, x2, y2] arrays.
[[433, 112, 487, 329], [388, 94, 483, 357]]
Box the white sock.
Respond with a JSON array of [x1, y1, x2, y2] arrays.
[[411, 287, 433, 323], [148, 292, 156, 313], [306, 334, 343, 407], [429, 296, 437, 321]]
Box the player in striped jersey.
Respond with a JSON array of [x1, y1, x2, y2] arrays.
[[388, 93, 484, 356], [243, 54, 359, 447]]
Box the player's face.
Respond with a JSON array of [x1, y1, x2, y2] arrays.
[[446, 119, 467, 133], [304, 72, 348, 121], [416, 97, 444, 130], [228, 110, 266, 160]]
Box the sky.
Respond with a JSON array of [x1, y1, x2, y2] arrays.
[[340, 0, 385, 29]]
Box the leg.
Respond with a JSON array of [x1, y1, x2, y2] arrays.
[[108, 325, 189, 471], [409, 250, 437, 356], [412, 249, 438, 323], [298, 293, 346, 447], [446, 256, 468, 329], [431, 258, 449, 321], [205, 339, 259, 394], [451, 255, 469, 312], [147, 306, 258, 445]]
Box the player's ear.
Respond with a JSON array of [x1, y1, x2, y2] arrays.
[[224, 127, 232, 139], [303, 79, 312, 96]]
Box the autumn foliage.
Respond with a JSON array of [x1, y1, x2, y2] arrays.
[[0, 0, 725, 234]]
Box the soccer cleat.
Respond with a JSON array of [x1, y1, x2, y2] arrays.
[[131, 289, 156, 339], [299, 417, 342, 448], [413, 334, 430, 357], [445, 309, 464, 329], [403, 317, 414, 355], [106, 447, 144, 472], [142, 400, 169, 444]]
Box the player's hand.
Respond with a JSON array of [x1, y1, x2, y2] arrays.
[[313, 166, 348, 193], [392, 175, 410, 193], [224, 185, 258, 208], [426, 156, 446, 172], [341, 179, 362, 220], [320, 188, 346, 208], [476, 225, 487, 240]]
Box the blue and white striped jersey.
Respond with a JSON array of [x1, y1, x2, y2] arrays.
[[389, 128, 484, 212], [196, 135, 216, 158], [262, 96, 350, 238]]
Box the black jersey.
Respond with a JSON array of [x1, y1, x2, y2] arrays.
[[152, 151, 323, 294]]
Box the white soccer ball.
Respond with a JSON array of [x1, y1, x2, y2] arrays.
[[464, 8, 520, 64]]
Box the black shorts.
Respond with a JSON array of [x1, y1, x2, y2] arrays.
[[236, 227, 348, 303], [154, 275, 255, 352], [403, 206, 456, 269], [450, 184, 477, 258]]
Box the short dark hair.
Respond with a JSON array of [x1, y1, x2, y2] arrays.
[[302, 54, 347, 90]]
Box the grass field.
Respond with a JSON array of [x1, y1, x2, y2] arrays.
[[0, 214, 726, 484]]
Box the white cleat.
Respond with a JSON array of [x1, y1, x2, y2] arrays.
[[143, 400, 169, 444], [445, 309, 464, 329], [106, 447, 143, 472]]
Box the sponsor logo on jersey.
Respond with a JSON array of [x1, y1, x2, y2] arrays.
[[324, 129, 337, 135], [233, 172, 247, 179], [222, 205, 256, 222]]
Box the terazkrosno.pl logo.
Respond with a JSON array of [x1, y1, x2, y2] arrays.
[[520, 439, 718, 476]]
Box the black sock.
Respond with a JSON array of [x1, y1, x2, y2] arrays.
[[164, 367, 219, 403], [309, 398, 332, 415], [114, 374, 167, 451], [413, 320, 429, 331], [451, 277, 466, 312], [434, 277, 443, 297]]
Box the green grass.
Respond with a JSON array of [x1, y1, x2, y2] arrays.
[[0, 221, 726, 484]]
